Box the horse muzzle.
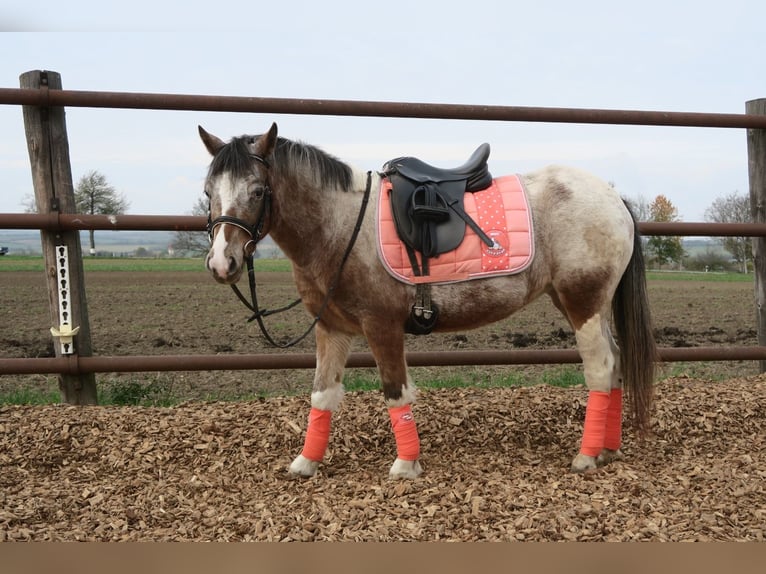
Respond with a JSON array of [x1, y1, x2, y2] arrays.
[[206, 214, 262, 283], [206, 250, 242, 284], [206, 235, 255, 284]]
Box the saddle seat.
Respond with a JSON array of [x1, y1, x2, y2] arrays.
[[382, 143, 494, 261], [386, 142, 492, 191]]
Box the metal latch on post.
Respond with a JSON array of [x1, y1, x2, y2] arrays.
[[50, 245, 79, 355]]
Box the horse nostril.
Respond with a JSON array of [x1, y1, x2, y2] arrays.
[[228, 256, 238, 276]]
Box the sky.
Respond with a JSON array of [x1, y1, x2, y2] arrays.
[[1, 1, 765, 222]]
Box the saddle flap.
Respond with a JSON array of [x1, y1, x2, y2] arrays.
[[389, 177, 466, 257]]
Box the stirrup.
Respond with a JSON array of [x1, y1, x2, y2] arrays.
[[405, 284, 439, 335]]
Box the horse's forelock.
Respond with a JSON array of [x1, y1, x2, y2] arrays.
[[207, 137, 254, 180]]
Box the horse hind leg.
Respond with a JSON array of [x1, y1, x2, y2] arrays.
[[549, 289, 622, 471], [289, 325, 351, 477], [569, 310, 621, 473], [597, 330, 625, 467]]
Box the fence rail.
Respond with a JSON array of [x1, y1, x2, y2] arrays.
[[2, 86, 766, 128], [2, 69, 766, 404], [1, 213, 766, 237], [2, 347, 766, 377]]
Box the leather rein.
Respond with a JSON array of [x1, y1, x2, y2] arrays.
[[207, 155, 372, 348]]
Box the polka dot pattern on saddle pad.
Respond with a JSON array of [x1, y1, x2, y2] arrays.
[[473, 184, 511, 272]]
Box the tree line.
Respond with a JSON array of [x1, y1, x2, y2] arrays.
[[628, 191, 751, 273]]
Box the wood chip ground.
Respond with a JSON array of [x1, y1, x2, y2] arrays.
[[1, 376, 765, 541]]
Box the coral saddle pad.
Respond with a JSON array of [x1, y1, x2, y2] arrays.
[[376, 174, 535, 285]]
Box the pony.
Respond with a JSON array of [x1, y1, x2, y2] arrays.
[[198, 122, 657, 479]]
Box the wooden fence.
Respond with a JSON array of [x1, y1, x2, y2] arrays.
[[2, 69, 766, 404]]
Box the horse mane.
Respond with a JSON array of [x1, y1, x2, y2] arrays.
[[207, 134, 354, 192], [274, 138, 353, 192]]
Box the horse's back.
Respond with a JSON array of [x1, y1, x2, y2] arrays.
[[522, 165, 635, 278], [522, 164, 629, 224]]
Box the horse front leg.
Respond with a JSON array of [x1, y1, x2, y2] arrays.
[[289, 325, 351, 477], [365, 322, 423, 479]]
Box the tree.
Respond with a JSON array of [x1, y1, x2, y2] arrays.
[[647, 195, 685, 269], [171, 195, 209, 257], [624, 193, 651, 223], [704, 191, 751, 273], [20, 193, 37, 213], [74, 170, 130, 255], [687, 247, 735, 272]]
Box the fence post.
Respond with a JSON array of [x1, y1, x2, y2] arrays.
[[20, 70, 97, 404], [747, 98, 766, 373]]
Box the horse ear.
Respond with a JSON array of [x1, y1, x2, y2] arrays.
[[255, 122, 278, 156], [198, 126, 225, 156]]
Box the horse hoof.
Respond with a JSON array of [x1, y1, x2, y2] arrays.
[[570, 453, 598, 473], [289, 454, 319, 477], [389, 458, 423, 479], [597, 448, 624, 466]]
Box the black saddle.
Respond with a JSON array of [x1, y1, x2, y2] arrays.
[[382, 143, 494, 261]]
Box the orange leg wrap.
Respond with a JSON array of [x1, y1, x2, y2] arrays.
[[388, 405, 420, 461], [580, 390, 611, 457], [301, 408, 332, 462], [604, 388, 623, 451]]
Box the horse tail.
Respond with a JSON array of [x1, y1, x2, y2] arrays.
[[612, 202, 658, 435]]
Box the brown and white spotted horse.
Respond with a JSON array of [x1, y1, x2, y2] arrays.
[[199, 122, 657, 478]]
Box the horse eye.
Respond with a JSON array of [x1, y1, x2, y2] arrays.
[[252, 186, 266, 199]]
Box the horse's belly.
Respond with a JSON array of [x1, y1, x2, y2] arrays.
[[427, 275, 535, 331]]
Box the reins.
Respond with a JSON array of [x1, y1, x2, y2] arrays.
[[214, 168, 373, 348]]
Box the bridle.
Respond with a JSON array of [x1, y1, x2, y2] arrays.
[[207, 153, 372, 348], [207, 153, 272, 252]]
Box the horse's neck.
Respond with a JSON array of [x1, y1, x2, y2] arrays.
[[270, 168, 373, 270]]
